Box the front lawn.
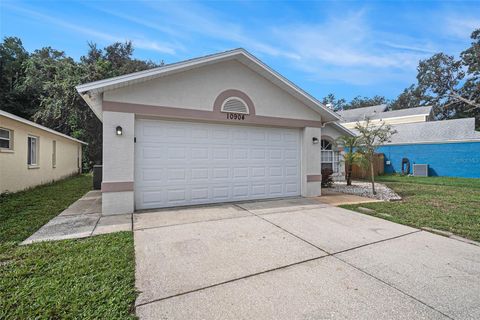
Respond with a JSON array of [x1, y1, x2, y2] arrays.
[[341, 175, 480, 242], [1, 174, 92, 246], [0, 232, 136, 319], [0, 175, 137, 319]]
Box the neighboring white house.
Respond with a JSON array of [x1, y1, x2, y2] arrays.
[[338, 104, 433, 129], [76, 48, 346, 215], [0, 110, 86, 193], [328, 104, 480, 178]]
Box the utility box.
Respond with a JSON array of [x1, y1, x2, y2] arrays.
[[413, 164, 429, 177], [93, 165, 102, 190]]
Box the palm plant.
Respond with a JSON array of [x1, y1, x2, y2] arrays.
[[336, 135, 365, 186]]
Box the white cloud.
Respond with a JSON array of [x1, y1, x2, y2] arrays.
[[142, 1, 300, 60], [5, 3, 178, 54], [444, 16, 480, 39]]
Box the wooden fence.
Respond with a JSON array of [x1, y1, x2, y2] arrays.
[[350, 153, 384, 180]]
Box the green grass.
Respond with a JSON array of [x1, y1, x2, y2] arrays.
[[0, 175, 137, 319], [375, 175, 480, 189], [0, 232, 136, 319], [341, 175, 480, 241], [0, 174, 92, 245]]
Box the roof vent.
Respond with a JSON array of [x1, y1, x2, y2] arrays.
[[221, 98, 249, 114]]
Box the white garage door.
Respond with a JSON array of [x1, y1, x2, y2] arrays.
[[134, 119, 301, 210]]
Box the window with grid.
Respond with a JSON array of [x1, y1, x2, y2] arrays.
[[0, 128, 12, 149], [321, 139, 340, 173]]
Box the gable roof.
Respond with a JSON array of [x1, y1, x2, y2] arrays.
[[0, 110, 87, 145], [337, 104, 388, 122], [76, 48, 340, 122], [386, 118, 480, 144], [338, 105, 432, 123], [348, 117, 480, 144], [375, 106, 432, 120]]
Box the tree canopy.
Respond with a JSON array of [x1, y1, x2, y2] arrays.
[[0, 37, 162, 167], [322, 28, 480, 129]]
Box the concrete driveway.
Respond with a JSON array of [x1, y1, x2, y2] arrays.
[[133, 198, 480, 320]]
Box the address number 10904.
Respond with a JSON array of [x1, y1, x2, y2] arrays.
[[226, 113, 246, 120]]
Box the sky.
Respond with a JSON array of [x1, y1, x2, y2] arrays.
[[1, 0, 479, 101]]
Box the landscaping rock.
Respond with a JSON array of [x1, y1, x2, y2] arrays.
[[331, 181, 402, 201]]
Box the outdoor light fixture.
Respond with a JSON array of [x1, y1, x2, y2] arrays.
[[116, 126, 123, 136], [312, 137, 319, 144]]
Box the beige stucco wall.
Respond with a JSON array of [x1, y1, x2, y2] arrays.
[[0, 116, 82, 193], [102, 111, 134, 214], [103, 60, 322, 122], [302, 127, 322, 196], [342, 114, 428, 129]]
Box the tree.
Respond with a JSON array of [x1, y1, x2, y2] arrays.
[[390, 85, 428, 111], [321, 93, 347, 111], [389, 29, 480, 128], [0, 37, 35, 118], [0, 38, 162, 168], [346, 95, 390, 110], [355, 118, 396, 195], [336, 135, 365, 186]]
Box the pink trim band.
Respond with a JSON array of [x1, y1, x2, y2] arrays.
[[101, 181, 134, 192], [307, 175, 322, 182], [103, 101, 322, 128]]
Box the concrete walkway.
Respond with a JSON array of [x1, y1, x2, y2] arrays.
[[316, 188, 382, 206], [22, 191, 131, 244], [133, 198, 480, 320]]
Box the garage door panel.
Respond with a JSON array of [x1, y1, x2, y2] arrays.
[[135, 119, 301, 209]]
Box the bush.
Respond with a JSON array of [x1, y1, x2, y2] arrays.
[[321, 168, 334, 188]]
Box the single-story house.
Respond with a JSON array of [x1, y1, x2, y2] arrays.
[[332, 105, 480, 178], [76, 48, 344, 215], [338, 104, 433, 129], [0, 110, 86, 193]]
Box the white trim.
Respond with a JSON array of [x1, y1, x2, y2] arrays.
[[0, 127, 13, 150], [76, 48, 340, 122], [0, 110, 87, 145], [27, 135, 39, 166], [331, 122, 356, 137], [383, 139, 480, 146], [342, 113, 431, 127]]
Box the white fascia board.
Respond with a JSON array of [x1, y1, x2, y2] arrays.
[[384, 138, 480, 146], [0, 110, 88, 145], [76, 48, 340, 123], [331, 122, 356, 137]]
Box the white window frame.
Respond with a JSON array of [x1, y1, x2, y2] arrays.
[[221, 97, 250, 114], [28, 135, 39, 167], [321, 139, 340, 173], [0, 127, 13, 151]]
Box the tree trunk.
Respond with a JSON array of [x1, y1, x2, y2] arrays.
[[346, 162, 352, 186], [370, 160, 376, 195]]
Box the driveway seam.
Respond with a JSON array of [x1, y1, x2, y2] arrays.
[[135, 203, 441, 316], [333, 253, 454, 320], [133, 213, 255, 231], [234, 203, 421, 256], [238, 205, 451, 319], [89, 216, 101, 237], [135, 254, 327, 308]]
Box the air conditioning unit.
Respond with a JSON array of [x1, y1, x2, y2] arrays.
[[413, 164, 429, 177]]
